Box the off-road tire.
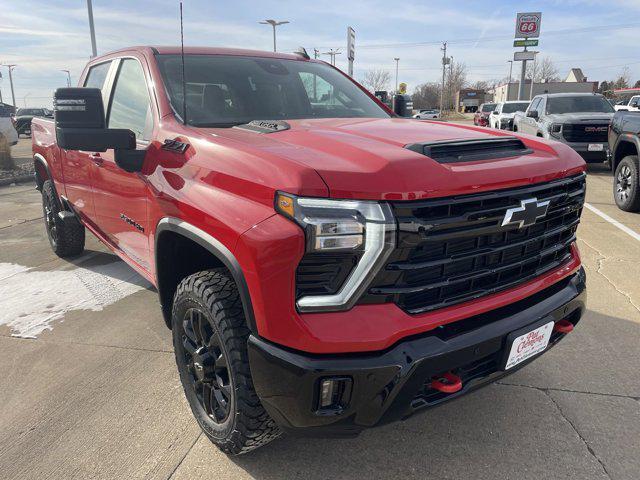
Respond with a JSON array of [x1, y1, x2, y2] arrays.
[[614, 156, 640, 212], [172, 269, 280, 455], [41, 180, 85, 257]]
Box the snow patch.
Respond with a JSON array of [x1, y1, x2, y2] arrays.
[[0, 260, 149, 338]]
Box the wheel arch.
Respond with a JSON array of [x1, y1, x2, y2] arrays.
[[33, 153, 51, 192], [612, 135, 640, 172], [154, 218, 257, 333]]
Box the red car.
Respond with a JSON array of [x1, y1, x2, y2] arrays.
[[474, 102, 497, 126], [32, 46, 586, 454]]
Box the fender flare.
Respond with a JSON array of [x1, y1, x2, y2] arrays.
[[613, 134, 640, 169], [33, 153, 52, 192], [154, 217, 257, 333]]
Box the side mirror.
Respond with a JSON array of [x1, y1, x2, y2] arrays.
[[526, 110, 539, 119], [492, 110, 499, 115], [54, 88, 135, 153], [630, 102, 639, 107]]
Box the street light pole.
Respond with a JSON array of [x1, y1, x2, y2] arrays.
[[61, 69, 72, 87], [259, 19, 289, 52], [506, 60, 513, 101], [86, 0, 97, 57], [394, 58, 399, 92], [322, 49, 341, 66]]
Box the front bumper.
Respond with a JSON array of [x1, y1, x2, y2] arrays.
[[559, 140, 610, 162], [248, 268, 586, 436]]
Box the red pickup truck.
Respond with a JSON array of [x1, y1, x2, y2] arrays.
[[32, 46, 586, 454]]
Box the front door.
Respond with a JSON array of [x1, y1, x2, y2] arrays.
[[90, 57, 155, 273], [61, 61, 113, 224]]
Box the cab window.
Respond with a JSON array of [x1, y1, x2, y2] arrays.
[[107, 59, 153, 141], [84, 61, 111, 90]]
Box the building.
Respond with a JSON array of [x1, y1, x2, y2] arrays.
[[455, 89, 488, 112], [488, 79, 598, 103], [565, 68, 587, 83]]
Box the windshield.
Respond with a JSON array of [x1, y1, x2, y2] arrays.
[[17, 108, 45, 116], [546, 96, 614, 114], [156, 54, 390, 127], [481, 103, 496, 112], [502, 103, 529, 114]]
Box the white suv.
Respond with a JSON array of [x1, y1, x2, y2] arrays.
[[614, 95, 640, 112], [489, 101, 530, 130], [0, 106, 18, 147]]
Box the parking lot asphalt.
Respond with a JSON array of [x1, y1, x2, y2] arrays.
[[0, 141, 639, 479]]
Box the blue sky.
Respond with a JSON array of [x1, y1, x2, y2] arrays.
[[1, 0, 639, 108]]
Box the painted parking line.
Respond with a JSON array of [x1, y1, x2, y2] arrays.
[[584, 202, 640, 242]]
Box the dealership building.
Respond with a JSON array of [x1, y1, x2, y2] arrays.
[[488, 68, 598, 103]]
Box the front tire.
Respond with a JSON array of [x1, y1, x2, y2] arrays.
[[614, 156, 640, 212], [41, 180, 85, 257], [172, 270, 280, 455]]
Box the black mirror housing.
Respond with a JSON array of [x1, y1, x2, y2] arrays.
[[492, 111, 499, 115], [526, 110, 538, 119], [53, 87, 136, 153]]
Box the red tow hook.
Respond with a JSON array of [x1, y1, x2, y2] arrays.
[[554, 319, 574, 334], [430, 372, 463, 394]]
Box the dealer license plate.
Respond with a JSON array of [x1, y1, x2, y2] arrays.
[[504, 321, 554, 370], [588, 143, 604, 152]]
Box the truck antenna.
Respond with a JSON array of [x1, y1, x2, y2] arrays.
[[180, 1, 187, 125]]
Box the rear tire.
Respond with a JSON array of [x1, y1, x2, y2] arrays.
[[172, 269, 280, 455], [41, 180, 85, 257], [614, 156, 640, 212]]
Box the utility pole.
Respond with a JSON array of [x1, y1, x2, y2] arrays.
[[23, 92, 30, 108], [322, 49, 341, 66], [449, 55, 454, 112], [506, 60, 513, 101], [394, 57, 400, 92], [4, 65, 16, 110], [61, 69, 72, 87], [439, 42, 447, 114], [86, 0, 97, 57], [313, 48, 319, 59], [259, 19, 289, 52]]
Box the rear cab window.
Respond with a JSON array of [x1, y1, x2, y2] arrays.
[[84, 61, 112, 90]]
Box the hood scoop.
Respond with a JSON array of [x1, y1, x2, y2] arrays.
[[405, 136, 532, 164]]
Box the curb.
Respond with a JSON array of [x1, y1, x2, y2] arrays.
[[0, 174, 35, 188]]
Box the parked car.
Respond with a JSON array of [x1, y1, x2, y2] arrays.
[[609, 110, 640, 211], [614, 95, 640, 112], [473, 102, 496, 126], [488, 101, 530, 130], [14, 107, 51, 137], [413, 109, 440, 119], [514, 93, 614, 163], [32, 46, 587, 455], [0, 104, 18, 147]]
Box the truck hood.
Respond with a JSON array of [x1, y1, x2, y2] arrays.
[[544, 112, 614, 123], [205, 117, 585, 200]]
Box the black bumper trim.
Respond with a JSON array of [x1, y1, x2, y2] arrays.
[[248, 268, 586, 436]]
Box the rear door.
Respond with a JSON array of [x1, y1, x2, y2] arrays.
[[89, 56, 155, 272], [61, 60, 112, 223]]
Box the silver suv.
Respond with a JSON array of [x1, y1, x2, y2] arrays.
[[513, 93, 614, 163]]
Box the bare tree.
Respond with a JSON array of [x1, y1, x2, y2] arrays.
[[412, 83, 441, 109], [526, 56, 559, 82], [360, 69, 392, 93], [612, 67, 631, 90]]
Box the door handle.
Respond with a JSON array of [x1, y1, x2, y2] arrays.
[[89, 153, 104, 166]]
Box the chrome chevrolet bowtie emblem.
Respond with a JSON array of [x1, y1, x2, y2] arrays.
[[501, 198, 550, 229]]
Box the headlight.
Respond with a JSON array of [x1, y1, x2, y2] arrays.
[[549, 123, 562, 137], [276, 192, 396, 312]]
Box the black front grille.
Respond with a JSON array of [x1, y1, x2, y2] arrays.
[[361, 174, 585, 314], [562, 123, 608, 142]]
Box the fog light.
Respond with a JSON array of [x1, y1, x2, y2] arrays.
[[317, 377, 352, 412]]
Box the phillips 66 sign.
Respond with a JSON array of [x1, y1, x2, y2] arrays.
[[515, 12, 542, 38]]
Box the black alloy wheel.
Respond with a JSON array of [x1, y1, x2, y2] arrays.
[[614, 156, 640, 212], [181, 307, 232, 423]]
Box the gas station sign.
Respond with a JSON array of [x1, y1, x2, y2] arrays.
[[515, 12, 542, 38]]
